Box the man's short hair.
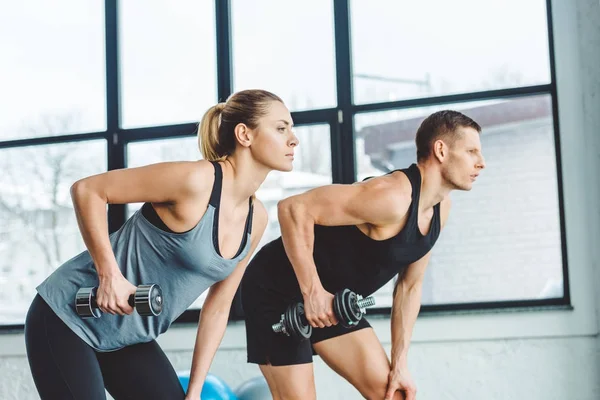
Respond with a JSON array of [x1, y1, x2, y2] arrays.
[[415, 110, 481, 162]]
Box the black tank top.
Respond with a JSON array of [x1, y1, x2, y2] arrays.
[[245, 163, 441, 299]]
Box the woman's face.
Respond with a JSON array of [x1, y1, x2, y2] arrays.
[[248, 101, 299, 172]]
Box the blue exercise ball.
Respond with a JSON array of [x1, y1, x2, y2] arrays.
[[234, 376, 272, 400], [177, 371, 238, 400]]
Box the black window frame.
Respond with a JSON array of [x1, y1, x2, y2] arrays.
[[0, 0, 569, 332]]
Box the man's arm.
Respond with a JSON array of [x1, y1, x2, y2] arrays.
[[385, 251, 431, 400], [385, 196, 452, 399], [390, 251, 431, 366], [277, 175, 412, 328], [277, 176, 411, 297], [390, 195, 452, 366]]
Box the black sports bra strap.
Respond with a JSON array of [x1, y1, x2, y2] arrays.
[[208, 161, 223, 208], [246, 197, 254, 235]]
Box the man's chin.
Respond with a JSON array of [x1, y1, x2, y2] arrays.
[[452, 182, 473, 191]]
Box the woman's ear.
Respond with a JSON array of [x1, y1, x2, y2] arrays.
[[234, 123, 252, 148]]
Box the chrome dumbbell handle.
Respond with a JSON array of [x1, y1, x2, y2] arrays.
[[356, 294, 376, 313], [272, 315, 287, 335]]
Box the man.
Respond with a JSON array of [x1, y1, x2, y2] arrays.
[[241, 110, 486, 399]]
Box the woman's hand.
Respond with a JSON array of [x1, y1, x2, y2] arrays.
[[96, 272, 137, 316]]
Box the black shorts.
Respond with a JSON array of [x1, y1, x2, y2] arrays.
[[241, 275, 371, 366]]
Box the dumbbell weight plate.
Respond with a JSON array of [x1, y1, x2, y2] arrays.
[[134, 284, 163, 316], [333, 289, 349, 328], [346, 291, 364, 322], [334, 289, 363, 328], [75, 287, 102, 319], [284, 302, 312, 340]]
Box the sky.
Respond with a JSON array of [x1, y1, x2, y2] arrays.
[[0, 0, 551, 140]]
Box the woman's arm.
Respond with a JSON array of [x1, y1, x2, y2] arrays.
[[184, 201, 268, 399], [70, 160, 213, 315]]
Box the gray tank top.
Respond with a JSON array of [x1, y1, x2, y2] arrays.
[[36, 161, 253, 352]]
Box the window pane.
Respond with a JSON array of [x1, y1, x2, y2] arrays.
[[355, 95, 563, 306], [0, 1, 106, 140], [0, 141, 107, 325], [350, 0, 551, 105], [120, 1, 217, 128], [232, 0, 337, 111]]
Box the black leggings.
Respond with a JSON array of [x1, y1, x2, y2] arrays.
[[24, 294, 185, 400]]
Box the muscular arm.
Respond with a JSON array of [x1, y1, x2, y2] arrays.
[[277, 177, 411, 296], [390, 196, 452, 367], [184, 201, 268, 399], [277, 175, 411, 327], [390, 251, 431, 366]]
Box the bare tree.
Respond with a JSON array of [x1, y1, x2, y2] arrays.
[[0, 113, 103, 278]]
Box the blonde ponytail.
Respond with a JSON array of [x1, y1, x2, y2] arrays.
[[198, 102, 227, 161]]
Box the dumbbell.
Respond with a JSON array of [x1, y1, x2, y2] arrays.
[[272, 288, 376, 340], [271, 302, 312, 340], [75, 284, 164, 319]]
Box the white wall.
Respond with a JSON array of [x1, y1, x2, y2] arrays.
[[1, 0, 599, 399]]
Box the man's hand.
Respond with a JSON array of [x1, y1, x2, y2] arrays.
[[303, 286, 338, 328], [385, 365, 416, 400]]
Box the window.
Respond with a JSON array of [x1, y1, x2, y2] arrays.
[[0, 1, 106, 140], [0, 141, 107, 325], [119, 0, 217, 128], [231, 0, 337, 111], [0, 1, 565, 328], [355, 95, 563, 306], [350, 0, 551, 105]]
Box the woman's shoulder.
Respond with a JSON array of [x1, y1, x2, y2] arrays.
[[173, 160, 216, 197]]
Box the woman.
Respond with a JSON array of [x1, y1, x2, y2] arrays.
[[24, 89, 299, 400]]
